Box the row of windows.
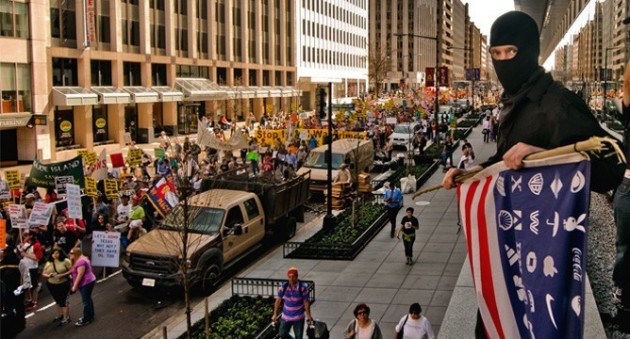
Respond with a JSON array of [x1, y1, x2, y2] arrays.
[[301, 46, 366, 69], [52, 58, 294, 88], [302, 19, 366, 48], [303, 0, 366, 29], [0, 62, 31, 113], [0, 0, 28, 38]]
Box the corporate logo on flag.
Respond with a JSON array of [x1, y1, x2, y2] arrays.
[[458, 154, 589, 338]]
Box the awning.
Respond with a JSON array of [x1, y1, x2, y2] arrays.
[[176, 78, 230, 101], [52, 87, 99, 106], [0, 113, 32, 129], [268, 87, 283, 98], [248, 87, 270, 98], [234, 87, 256, 99], [217, 86, 238, 99], [152, 86, 184, 102], [90, 87, 131, 104], [123, 87, 160, 103]]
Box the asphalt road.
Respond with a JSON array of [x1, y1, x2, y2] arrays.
[[18, 211, 319, 339]]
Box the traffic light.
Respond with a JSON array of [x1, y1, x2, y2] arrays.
[[316, 87, 327, 119]]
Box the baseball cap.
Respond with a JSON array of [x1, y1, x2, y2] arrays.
[[287, 267, 298, 277], [25, 193, 35, 199]]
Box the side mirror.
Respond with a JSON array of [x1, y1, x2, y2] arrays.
[[222, 227, 232, 237], [233, 224, 243, 236]]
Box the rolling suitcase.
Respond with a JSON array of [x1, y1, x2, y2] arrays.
[[306, 320, 329, 339]]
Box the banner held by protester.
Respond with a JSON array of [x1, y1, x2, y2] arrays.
[[29, 156, 84, 188]]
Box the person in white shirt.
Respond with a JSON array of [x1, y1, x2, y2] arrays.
[[394, 303, 435, 339], [458, 147, 475, 170], [116, 195, 130, 224]]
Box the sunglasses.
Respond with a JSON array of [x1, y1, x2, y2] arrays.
[[357, 310, 368, 315]]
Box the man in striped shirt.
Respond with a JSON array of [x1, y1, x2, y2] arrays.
[[272, 267, 313, 339]]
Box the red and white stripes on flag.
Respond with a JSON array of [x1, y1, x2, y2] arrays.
[[457, 153, 590, 338]]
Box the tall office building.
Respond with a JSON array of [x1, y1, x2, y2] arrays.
[[295, 0, 368, 108], [0, 0, 300, 165]]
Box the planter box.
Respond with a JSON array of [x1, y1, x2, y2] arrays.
[[415, 160, 440, 191], [181, 278, 316, 339], [283, 208, 388, 260]]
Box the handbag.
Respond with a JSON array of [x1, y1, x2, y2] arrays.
[[396, 315, 408, 339], [482, 128, 489, 135]]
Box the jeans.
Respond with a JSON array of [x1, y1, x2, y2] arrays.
[[614, 179, 630, 305], [279, 318, 305, 339], [79, 281, 95, 321], [403, 234, 416, 258]]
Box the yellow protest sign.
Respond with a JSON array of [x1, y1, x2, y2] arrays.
[[77, 150, 89, 159], [5, 170, 21, 189], [84, 151, 98, 166], [127, 149, 143, 166], [84, 177, 99, 197], [104, 179, 119, 199], [254, 129, 287, 146]]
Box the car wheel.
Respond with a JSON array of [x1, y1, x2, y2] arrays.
[[201, 264, 221, 294]]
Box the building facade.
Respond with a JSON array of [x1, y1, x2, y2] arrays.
[[0, 0, 300, 165], [295, 0, 368, 108]]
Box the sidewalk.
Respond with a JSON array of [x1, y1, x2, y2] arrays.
[[144, 123, 497, 338]]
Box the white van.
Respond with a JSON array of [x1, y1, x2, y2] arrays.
[[388, 123, 420, 150], [296, 138, 374, 193]]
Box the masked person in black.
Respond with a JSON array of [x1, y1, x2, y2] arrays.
[[441, 11, 625, 338]]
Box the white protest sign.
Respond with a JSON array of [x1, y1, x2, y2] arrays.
[[28, 201, 54, 226], [8, 204, 28, 229], [66, 184, 82, 220], [55, 176, 75, 195], [91, 231, 121, 267], [386, 117, 397, 125]]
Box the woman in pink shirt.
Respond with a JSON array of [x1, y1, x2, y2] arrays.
[[70, 248, 96, 327]]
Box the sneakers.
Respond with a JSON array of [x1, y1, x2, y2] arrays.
[[406, 257, 414, 265], [59, 317, 71, 326], [75, 318, 91, 327], [26, 302, 37, 312], [53, 315, 64, 323], [613, 287, 623, 305]]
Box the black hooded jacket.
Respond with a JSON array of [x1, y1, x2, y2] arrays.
[[482, 68, 625, 193]]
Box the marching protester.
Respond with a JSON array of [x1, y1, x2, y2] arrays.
[[70, 248, 96, 327], [1, 237, 26, 338], [42, 248, 73, 325], [19, 230, 44, 312]]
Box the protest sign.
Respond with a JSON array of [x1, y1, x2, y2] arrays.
[[110, 153, 125, 168], [91, 231, 121, 267], [104, 179, 119, 199], [0, 219, 5, 248], [8, 204, 28, 229], [55, 176, 75, 195], [28, 201, 53, 226], [66, 183, 82, 220], [5, 170, 21, 189], [29, 156, 84, 188], [127, 149, 143, 166], [84, 177, 99, 197], [87, 149, 108, 181], [85, 151, 98, 166]]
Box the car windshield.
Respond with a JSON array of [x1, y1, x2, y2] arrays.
[[162, 206, 225, 234], [393, 125, 413, 134], [304, 152, 345, 169]]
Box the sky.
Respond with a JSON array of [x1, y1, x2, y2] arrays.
[[462, 0, 515, 37]]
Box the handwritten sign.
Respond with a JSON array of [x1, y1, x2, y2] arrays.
[[104, 179, 119, 199], [123, 132, 132, 145], [84, 151, 98, 166], [55, 176, 75, 195], [127, 149, 143, 166], [28, 201, 53, 226], [8, 204, 28, 229], [5, 170, 21, 189], [91, 231, 121, 267], [66, 183, 82, 220], [84, 177, 99, 197]]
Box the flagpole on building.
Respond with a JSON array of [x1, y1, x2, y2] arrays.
[[412, 137, 625, 199]]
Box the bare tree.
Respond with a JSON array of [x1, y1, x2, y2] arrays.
[[368, 50, 392, 96]]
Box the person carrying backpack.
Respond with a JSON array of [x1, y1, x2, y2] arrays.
[[272, 267, 313, 339]]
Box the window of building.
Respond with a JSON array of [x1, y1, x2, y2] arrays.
[[50, 0, 77, 46], [123, 62, 141, 86], [152, 64, 167, 86], [52, 58, 78, 87], [150, 0, 165, 10], [122, 0, 140, 50], [97, 0, 110, 44], [90, 60, 113, 86], [0, 63, 31, 113], [0, 1, 29, 38], [151, 24, 166, 50], [176, 65, 209, 79]]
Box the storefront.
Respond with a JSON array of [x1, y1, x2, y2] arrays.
[[54, 108, 75, 147], [177, 102, 199, 135]]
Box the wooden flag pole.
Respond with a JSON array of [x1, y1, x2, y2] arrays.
[[412, 137, 626, 199]]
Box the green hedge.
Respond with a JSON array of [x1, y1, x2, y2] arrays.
[[306, 203, 386, 245]]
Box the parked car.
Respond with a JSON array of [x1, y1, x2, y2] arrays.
[[388, 123, 420, 151]]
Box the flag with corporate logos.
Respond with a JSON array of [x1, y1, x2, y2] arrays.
[[458, 153, 589, 339]]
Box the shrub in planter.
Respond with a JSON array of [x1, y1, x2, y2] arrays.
[[456, 119, 477, 128], [306, 203, 386, 245], [182, 295, 275, 339], [453, 129, 471, 141], [424, 143, 442, 159]]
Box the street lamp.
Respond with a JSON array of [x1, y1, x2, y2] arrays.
[[603, 46, 623, 119], [447, 45, 475, 111], [392, 32, 440, 137]]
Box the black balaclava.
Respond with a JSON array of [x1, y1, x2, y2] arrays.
[[490, 11, 541, 95]]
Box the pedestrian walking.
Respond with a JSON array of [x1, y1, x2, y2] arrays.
[[383, 182, 403, 238], [343, 303, 383, 339], [272, 267, 313, 339], [42, 248, 72, 325], [393, 303, 435, 339], [396, 208, 419, 265], [70, 248, 96, 327]]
